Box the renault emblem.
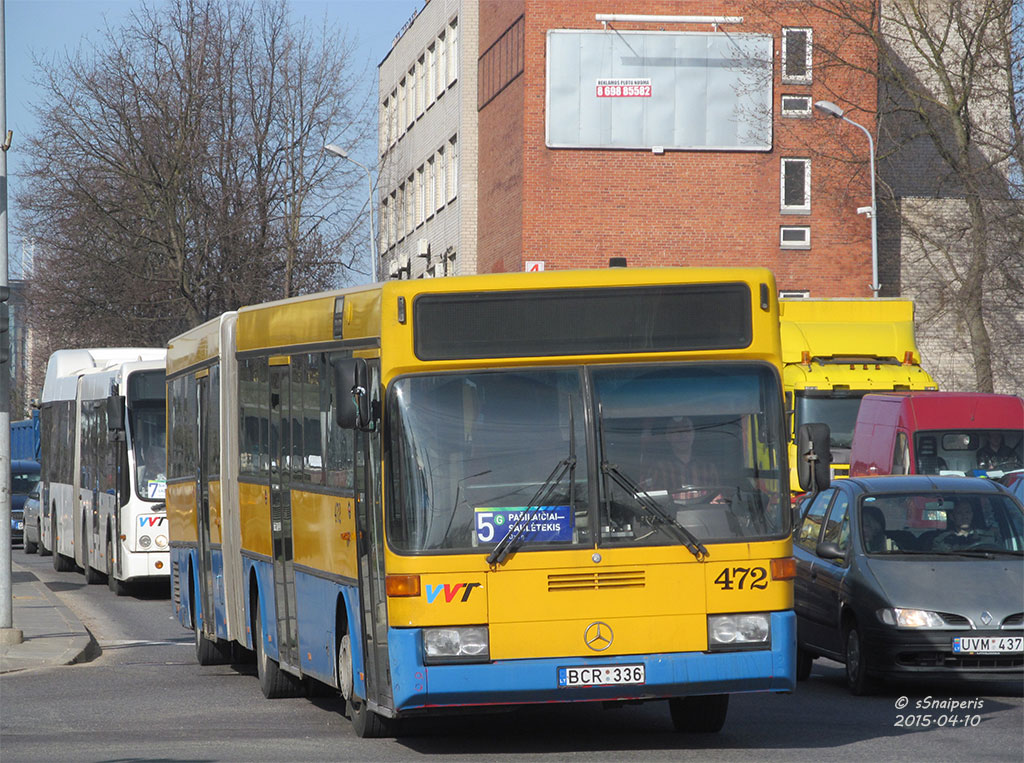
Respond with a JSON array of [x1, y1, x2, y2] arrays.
[[584, 621, 613, 652], [980, 611, 993, 626]]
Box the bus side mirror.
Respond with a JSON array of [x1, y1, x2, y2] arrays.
[[106, 395, 126, 432], [797, 422, 832, 493], [333, 358, 371, 430]]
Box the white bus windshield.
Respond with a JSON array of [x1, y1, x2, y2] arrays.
[[129, 370, 167, 501]]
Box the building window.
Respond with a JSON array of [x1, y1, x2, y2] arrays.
[[780, 225, 811, 249], [437, 31, 447, 97], [781, 94, 812, 117], [416, 56, 425, 117], [407, 68, 416, 126], [447, 18, 458, 84], [416, 166, 425, 227], [437, 145, 447, 203], [405, 178, 415, 236], [397, 80, 406, 135], [782, 28, 812, 84], [781, 158, 810, 213], [426, 157, 436, 218], [448, 135, 458, 201], [389, 191, 397, 249], [427, 44, 436, 106]]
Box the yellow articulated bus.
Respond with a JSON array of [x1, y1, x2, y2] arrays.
[[167, 268, 798, 737], [780, 298, 937, 494]]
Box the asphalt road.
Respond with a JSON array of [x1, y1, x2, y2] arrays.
[[2, 549, 1022, 762]]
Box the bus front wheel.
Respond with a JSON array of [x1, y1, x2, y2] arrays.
[[668, 694, 729, 733], [252, 597, 302, 699], [336, 631, 394, 738], [106, 537, 130, 596]]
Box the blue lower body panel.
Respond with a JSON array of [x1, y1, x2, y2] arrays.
[[389, 611, 795, 711]]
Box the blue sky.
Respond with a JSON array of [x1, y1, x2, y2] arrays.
[[3, 0, 421, 277]]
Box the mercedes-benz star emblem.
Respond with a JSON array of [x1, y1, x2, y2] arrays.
[[584, 621, 613, 652]]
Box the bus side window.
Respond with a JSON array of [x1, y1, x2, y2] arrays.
[[323, 354, 354, 490]]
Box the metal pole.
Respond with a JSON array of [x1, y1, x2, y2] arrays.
[[0, 0, 21, 646], [842, 115, 880, 297], [324, 145, 378, 283]]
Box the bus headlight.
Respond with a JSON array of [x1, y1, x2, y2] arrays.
[[708, 613, 771, 650], [155, 535, 168, 549], [422, 626, 489, 664], [138, 534, 152, 549]]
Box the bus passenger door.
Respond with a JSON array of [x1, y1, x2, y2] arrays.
[[269, 364, 299, 670], [355, 360, 393, 712], [195, 374, 217, 637]]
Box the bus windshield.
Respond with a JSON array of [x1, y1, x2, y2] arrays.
[[387, 363, 787, 554], [129, 370, 167, 501]]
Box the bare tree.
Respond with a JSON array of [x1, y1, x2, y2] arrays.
[[765, 0, 1024, 394], [17, 0, 374, 350]]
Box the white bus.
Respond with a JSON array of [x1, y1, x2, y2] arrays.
[[39, 348, 169, 594]]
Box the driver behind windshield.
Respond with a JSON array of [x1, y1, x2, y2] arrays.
[[639, 416, 726, 504], [933, 501, 998, 550]]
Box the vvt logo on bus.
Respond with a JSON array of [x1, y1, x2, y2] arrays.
[[425, 582, 482, 603], [139, 516, 167, 528]]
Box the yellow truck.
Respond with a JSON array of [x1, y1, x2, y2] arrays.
[[781, 299, 937, 494]]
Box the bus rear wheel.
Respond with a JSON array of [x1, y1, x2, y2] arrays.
[[668, 694, 729, 733], [38, 521, 51, 556]]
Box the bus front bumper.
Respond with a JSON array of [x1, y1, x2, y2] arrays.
[[388, 611, 795, 711]]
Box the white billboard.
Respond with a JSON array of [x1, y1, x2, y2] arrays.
[[546, 30, 774, 151]]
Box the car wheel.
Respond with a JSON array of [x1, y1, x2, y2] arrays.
[[796, 647, 813, 681], [844, 622, 876, 696], [668, 694, 729, 733], [252, 597, 302, 699]]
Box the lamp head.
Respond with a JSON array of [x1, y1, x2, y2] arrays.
[[814, 100, 844, 118], [324, 144, 348, 159]]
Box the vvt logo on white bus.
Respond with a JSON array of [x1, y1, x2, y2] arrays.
[[139, 516, 167, 528]]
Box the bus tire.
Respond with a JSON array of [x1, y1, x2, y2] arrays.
[[668, 694, 729, 733], [337, 631, 394, 737], [83, 522, 103, 584], [52, 514, 74, 572], [106, 536, 130, 596], [24, 536, 38, 554], [195, 626, 231, 666], [253, 597, 302, 699]]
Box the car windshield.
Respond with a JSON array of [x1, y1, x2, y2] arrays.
[[859, 492, 1024, 555], [386, 363, 788, 554], [795, 394, 863, 450], [11, 470, 40, 494], [914, 429, 1023, 476]]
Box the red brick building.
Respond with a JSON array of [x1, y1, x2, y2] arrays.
[[475, 1, 879, 297]]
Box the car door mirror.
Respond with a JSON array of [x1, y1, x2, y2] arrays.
[[816, 541, 846, 561]]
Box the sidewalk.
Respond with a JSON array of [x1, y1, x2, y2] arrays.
[[0, 561, 98, 674]]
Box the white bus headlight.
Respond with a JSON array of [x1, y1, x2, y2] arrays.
[[138, 534, 152, 549], [877, 608, 945, 628], [423, 626, 489, 664], [708, 613, 771, 650], [155, 535, 168, 549]]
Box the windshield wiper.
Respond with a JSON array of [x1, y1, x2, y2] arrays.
[[486, 401, 577, 567], [601, 461, 709, 561]]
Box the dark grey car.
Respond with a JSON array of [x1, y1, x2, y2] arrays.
[[793, 475, 1024, 694]]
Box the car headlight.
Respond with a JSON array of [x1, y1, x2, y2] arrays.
[[708, 613, 771, 650], [877, 608, 946, 628], [423, 626, 489, 664], [138, 534, 152, 549]]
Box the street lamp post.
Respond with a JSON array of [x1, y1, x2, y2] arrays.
[[325, 144, 378, 283], [814, 100, 880, 297]]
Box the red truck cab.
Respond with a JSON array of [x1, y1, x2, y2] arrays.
[[849, 392, 1024, 477]]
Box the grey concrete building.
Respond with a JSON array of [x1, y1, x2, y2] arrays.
[[378, 0, 478, 280]]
